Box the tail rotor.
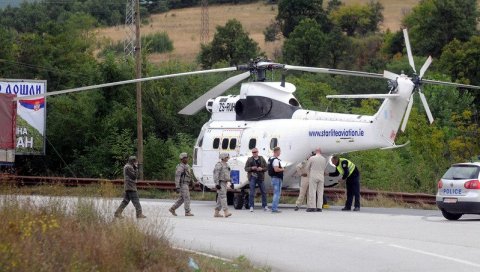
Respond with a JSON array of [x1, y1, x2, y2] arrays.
[[385, 29, 436, 132]]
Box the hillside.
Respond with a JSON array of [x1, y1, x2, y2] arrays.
[[96, 0, 423, 63]]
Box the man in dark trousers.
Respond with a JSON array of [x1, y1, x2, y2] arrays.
[[114, 156, 146, 219], [245, 148, 269, 212], [329, 156, 361, 211]]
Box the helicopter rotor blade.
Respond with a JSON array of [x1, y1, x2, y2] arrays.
[[13, 67, 238, 101], [401, 94, 414, 132], [284, 65, 384, 79], [383, 70, 400, 81], [419, 56, 432, 79], [418, 90, 434, 124], [421, 79, 480, 90], [178, 71, 251, 115], [403, 28, 416, 74]]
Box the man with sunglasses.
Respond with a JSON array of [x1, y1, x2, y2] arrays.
[[245, 148, 269, 212]]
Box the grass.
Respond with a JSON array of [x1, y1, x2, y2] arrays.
[[96, 1, 425, 64], [0, 195, 268, 272]]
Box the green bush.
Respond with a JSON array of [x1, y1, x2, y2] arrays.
[[101, 32, 174, 56], [142, 32, 174, 54]]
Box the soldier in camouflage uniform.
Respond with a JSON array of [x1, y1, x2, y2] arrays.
[[213, 153, 232, 218], [169, 152, 197, 216], [114, 156, 146, 219]]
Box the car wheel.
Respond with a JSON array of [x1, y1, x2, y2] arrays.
[[441, 209, 463, 220]]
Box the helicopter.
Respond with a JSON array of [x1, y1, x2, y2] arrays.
[[17, 29, 480, 209]]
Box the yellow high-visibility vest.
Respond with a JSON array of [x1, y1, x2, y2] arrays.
[[337, 158, 356, 177]]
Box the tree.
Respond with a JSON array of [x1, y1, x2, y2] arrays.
[[329, 1, 384, 36], [276, 0, 330, 38], [324, 26, 352, 68], [282, 19, 328, 66], [198, 19, 260, 68], [326, 0, 343, 14], [263, 20, 282, 42], [448, 110, 480, 162], [402, 0, 479, 57], [438, 36, 480, 87]]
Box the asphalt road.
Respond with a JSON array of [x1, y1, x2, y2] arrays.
[[120, 198, 480, 272], [10, 196, 480, 272]]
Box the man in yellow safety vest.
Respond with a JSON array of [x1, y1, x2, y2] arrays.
[[329, 156, 361, 211]]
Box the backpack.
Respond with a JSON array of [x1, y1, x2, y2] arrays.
[[268, 157, 279, 177]]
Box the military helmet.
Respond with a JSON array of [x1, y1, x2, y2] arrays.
[[179, 152, 188, 159], [219, 152, 230, 159]]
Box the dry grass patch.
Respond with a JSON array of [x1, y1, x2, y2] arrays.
[[97, 2, 283, 63], [0, 196, 267, 271], [96, 1, 428, 64]]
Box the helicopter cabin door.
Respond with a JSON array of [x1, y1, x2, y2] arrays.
[[196, 128, 244, 189]]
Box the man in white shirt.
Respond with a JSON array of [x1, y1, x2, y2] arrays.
[[306, 148, 327, 212]]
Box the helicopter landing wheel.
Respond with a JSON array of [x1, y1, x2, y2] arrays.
[[233, 192, 244, 210]]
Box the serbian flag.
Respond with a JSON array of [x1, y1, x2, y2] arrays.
[[19, 98, 45, 111]]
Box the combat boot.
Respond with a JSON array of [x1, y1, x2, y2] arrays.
[[114, 212, 124, 219], [223, 209, 232, 217], [214, 209, 223, 218], [185, 211, 194, 216], [137, 214, 147, 219], [169, 207, 177, 216]]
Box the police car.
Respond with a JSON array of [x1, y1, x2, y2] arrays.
[[436, 162, 480, 220]]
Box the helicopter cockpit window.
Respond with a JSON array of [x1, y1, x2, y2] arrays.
[[248, 138, 256, 149], [270, 138, 278, 150], [222, 138, 229, 149], [229, 138, 237, 150], [213, 138, 220, 149]]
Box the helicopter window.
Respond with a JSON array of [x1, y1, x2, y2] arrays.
[[213, 138, 220, 149], [248, 138, 256, 149], [270, 138, 278, 150], [235, 101, 244, 115], [198, 137, 203, 147], [230, 138, 237, 149], [222, 138, 229, 149], [289, 98, 299, 107]]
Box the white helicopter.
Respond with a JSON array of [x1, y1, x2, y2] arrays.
[[19, 29, 480, 209]]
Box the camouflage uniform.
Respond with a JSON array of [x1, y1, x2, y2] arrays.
[[170, 162, 195, 213], [213, 154, 231, 216], [114, 156, 145, 218]]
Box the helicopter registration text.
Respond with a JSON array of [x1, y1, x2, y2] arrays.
[[218, 102, 235, 112]]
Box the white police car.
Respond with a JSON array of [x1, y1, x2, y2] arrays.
[[436, 162, 480, 220]]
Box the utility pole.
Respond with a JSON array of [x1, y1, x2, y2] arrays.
[[135, 0, 144, 180]]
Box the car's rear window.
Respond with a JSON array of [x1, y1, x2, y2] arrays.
[[442, 165, 480, 180]]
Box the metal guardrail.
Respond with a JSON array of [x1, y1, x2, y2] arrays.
[[0, 175, 436, 205]]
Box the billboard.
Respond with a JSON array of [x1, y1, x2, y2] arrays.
[[0, 80, 46, 155]]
